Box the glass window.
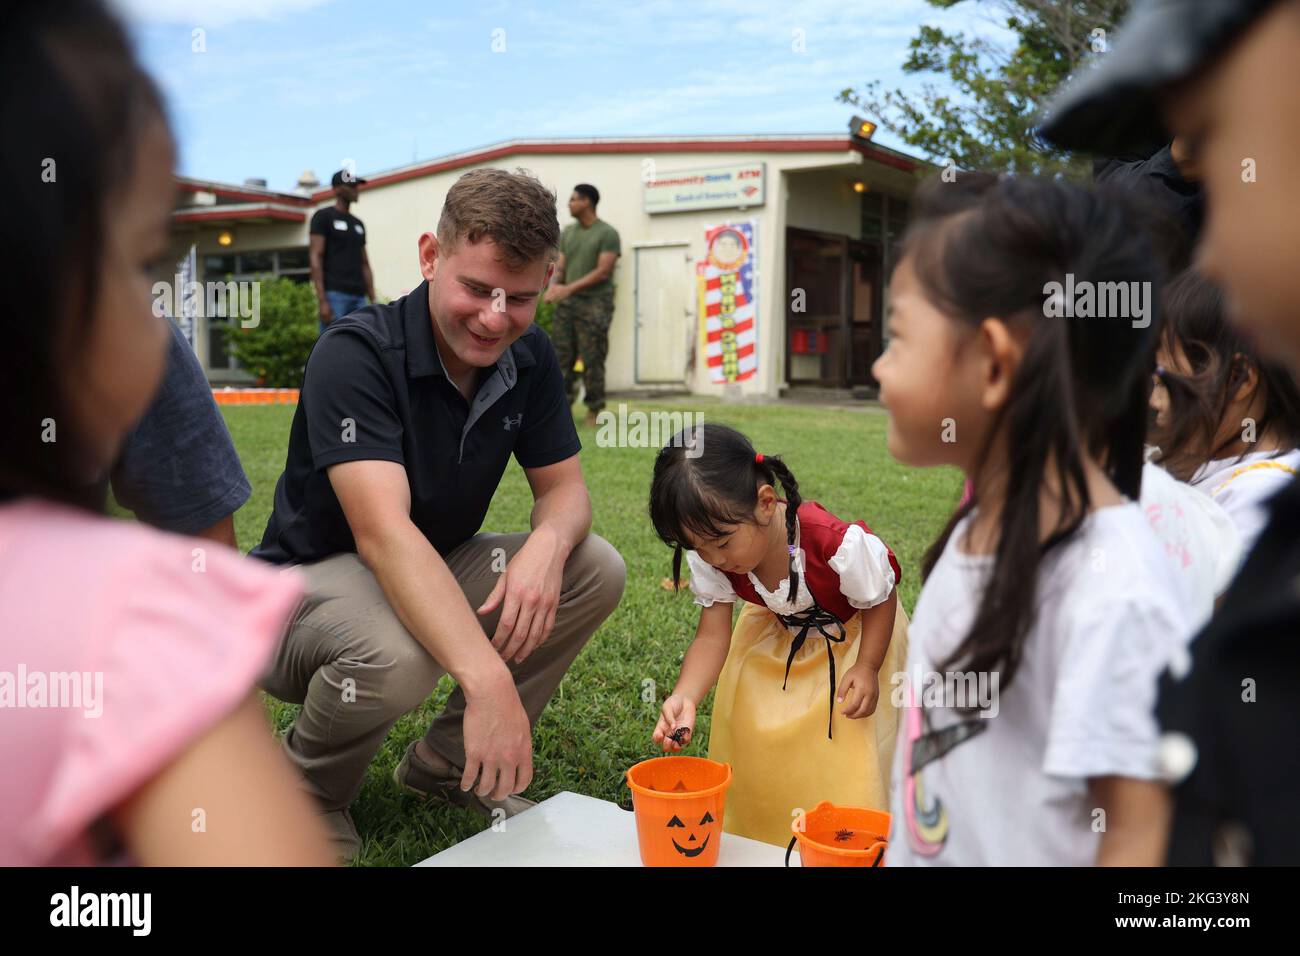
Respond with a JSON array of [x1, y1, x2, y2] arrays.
[[203, 253, 236, 275], [208, 322, 232, 368], [789, 234, 843, 317], [238, 250, 274, 274], [205, 283, 235, 319], [887, 196, 910, 231], [203, 246, 310, 375], [861, 191, 884, 242], [278, 248, 310, 270]]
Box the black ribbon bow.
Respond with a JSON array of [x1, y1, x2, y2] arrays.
[[777, 602, 847, 739]]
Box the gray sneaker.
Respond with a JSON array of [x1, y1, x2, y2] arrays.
[[393, 741, 537, 818]]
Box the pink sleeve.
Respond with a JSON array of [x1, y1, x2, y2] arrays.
[[25, 543, 304, 863]]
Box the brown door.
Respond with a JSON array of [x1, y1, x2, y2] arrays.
[[848, 239, 884, 387], [785, 227, 849, 387]]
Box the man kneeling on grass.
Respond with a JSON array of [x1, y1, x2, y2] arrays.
[[251, 168, 626, 861]]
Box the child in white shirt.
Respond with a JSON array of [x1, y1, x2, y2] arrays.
[[1149, 268, 1300, 557], [872, 172, 1192, 866]]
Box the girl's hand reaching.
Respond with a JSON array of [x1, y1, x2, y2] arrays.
[[837, 663, 880, 719], [653, 694, 696, 751]]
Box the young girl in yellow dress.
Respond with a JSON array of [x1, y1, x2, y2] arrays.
[[648, 423, 909, 846]]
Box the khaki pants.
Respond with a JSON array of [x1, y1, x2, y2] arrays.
[[261, 532, 626, 811]]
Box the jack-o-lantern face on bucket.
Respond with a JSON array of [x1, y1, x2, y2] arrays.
[[627, 756, 732, 867], [667, 811, 715, 857]]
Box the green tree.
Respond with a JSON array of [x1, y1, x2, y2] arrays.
[[839, 0, 1130, 179], [222, 276, 319, 387]]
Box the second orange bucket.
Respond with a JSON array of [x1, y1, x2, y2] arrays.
[[625, 756, 732, 867], [787, 800, 890, 867]]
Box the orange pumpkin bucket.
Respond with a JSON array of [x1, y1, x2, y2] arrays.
[[625, 756, 732, 867], [786, 800, 890, 867]]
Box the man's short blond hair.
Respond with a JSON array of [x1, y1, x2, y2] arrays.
[[437, 167, 560, 269]]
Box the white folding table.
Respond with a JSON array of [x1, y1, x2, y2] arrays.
[[415, 790, 786, 866]]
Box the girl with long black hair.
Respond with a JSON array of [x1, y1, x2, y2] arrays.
[[873, 172, 1192, 866], [0, 0, 331, 865]]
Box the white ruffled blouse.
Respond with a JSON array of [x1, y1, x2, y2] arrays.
[[685, 517, 896, 616]]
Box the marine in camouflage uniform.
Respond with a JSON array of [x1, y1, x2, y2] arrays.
[[551, 289, 615, 413], [548, 187, 620, 416]]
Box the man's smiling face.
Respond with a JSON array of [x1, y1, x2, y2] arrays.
[[421, 233, 553, 369]]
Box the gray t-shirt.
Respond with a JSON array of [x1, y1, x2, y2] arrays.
[[109, 318, 251, 535]]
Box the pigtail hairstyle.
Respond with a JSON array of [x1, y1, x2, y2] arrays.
[[649, 422, 804, 599], [904, 172, 1163, 698], [756, 455, 803, 602]]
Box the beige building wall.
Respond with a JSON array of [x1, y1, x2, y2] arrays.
[[784, 167, 864, 236], [172, 142, 920, 394], [175, 221, 308, 258], [349, 147, 887, 399]]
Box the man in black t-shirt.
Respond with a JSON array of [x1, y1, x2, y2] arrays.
[[253, 168, 625, 861], [310, 169, 376, 332]]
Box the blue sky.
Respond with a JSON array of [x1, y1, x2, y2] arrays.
[[116, 0, 1011, 193]]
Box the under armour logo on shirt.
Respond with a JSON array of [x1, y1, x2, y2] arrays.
[[503, 413, 524, 430]]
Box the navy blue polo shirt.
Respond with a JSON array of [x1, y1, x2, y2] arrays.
[[251, 280, 580, 565]]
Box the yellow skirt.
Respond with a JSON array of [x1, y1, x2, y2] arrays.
[[706, 600, 910, 847]]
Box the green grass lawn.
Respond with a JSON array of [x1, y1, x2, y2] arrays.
[[221, 396, 962, 865]]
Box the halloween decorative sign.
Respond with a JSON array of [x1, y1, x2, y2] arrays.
[[695, 220, 758, 385], [625, 756, 733, 867]]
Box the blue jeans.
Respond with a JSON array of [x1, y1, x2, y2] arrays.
[[323, 291, 368, 332]]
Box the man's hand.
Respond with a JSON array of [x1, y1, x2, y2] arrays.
[[478, 526, 565, 664], [328, 459, 536, 799], [461, 671, 533, 800], [318, 299, 334, 326], [543, 283, 570, 304]]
